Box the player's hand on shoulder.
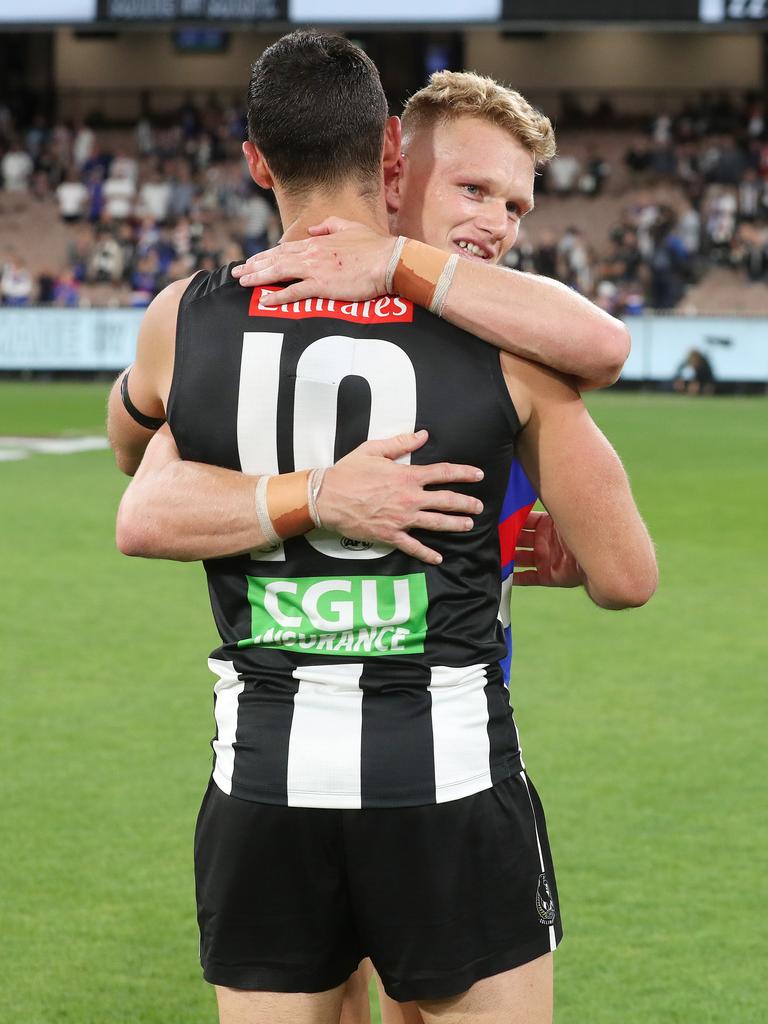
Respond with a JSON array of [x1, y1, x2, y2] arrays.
[[318, 430, 484, 566], [232, 218, 396, 306]]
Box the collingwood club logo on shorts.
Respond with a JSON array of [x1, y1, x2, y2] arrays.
[[238, 573, 428, 657], [536, 872, 556, 925]]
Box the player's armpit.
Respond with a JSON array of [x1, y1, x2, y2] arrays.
[[514, 360, 657, 610], [107, 276, 192, 476]]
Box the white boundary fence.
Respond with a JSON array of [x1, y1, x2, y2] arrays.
[[0, 308, 766, 382]]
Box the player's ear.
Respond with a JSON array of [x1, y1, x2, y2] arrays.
[[386, 152, 405, 215], [243, 141, 274, 190], [383, 115, 402, 182]]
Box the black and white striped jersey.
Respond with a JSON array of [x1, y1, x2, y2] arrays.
[[167, 264, 525, 809]]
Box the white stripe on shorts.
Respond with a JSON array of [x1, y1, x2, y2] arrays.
[[520, 770, 558, 952]]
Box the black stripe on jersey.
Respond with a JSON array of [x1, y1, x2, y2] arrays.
[[229, 674, 301, 804], [359, 662, 435, 808]]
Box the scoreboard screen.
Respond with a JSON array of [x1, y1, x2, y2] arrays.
[[2, 0, 767, 25], [289, 0, 501, 21], [501, 0, 700, 21], [0, 0, 96, 20], [700, 0, 768, 21]]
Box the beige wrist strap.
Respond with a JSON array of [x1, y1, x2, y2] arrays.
[[267, 470, 314, 540], [392, 239, 450, 310]]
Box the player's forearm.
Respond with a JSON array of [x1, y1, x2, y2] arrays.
[[441, 263, 630, 390], [117, 460, 264, 561]]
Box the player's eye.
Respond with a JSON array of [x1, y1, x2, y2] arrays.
[[507, 202, 520, 217], [462, 184, 480, 196]]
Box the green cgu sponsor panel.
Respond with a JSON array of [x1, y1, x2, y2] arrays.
[[239, 573, 429, 656]]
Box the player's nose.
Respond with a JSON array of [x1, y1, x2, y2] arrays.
[[473, 201, 509, 247]]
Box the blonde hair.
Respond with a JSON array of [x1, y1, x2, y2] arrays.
[[402, 70, 556, 167]]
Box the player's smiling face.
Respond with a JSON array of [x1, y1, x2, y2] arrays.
[[389, 115, 536, 266]]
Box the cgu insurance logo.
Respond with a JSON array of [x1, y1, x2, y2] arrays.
[[238, 573, 428, 657]]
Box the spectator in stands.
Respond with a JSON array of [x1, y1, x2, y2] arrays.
[[730, 222, 767, 282], [558, 227, 592, 294], [579, 146, 610, 198], [67, 224, 95, 283], [86, 165, 106, 223], [87, 228, 124, 284], [25, 116, 48, 161], [53, 269, 80, 307], [678, 202, 701, 257], [30, 170, 51, 203], [137, 166, 172, 224], [649, 211, 689, 309], [56, 166, 88, 222], [738, 169, 762, 221], [239, 185, 276, 256], [110, 149, 138, 185], [704, 187, 738, 258], [1, 254, 33, 305], [2, 138, 34, 191], [169, 160, 196, 218], [547, 151, 581, 195], [37, 268, 56, 304], [72, 121, 95, 170], [103, 163, 136, 221], [130, 250, 160, 304], [624, 137, 653, 176], [35, 140, 67, 190]]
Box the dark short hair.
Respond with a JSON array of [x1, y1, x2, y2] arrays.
[[247, 31, 388, 195]]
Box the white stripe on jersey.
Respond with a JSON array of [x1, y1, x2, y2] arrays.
[[238, 331, 285, 562], [498, 573, 513, 629], [286, 662, 364, 808], [209, 658, 245, 795], [429, 664, 493, 803]]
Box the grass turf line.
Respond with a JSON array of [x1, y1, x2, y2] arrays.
[[1, 385, 765, 1023]]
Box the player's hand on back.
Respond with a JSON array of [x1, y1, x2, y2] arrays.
[[232, 218, 396, 306], [513, 509, 584, 589], [318, 429, 484, 566]]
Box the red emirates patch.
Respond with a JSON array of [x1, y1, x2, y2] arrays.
[[249, 286, 414, 323]]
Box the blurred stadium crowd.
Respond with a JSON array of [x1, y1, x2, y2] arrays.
[[2, 90, 768, 312]]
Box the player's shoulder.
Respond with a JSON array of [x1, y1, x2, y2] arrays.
[[144, 273, 197, 323], [500, 351, 582, 427], [179, 262, 241, 305]]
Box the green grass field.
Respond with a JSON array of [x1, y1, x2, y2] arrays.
[[1, 383, 766, 1023]]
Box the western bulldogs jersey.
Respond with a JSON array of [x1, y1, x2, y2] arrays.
[[167, 264, 531, 808]]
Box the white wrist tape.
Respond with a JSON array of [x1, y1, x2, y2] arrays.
[[308, 467, 326, 529], [254, 474, 281, 548], [429, 253, 459, 317], [384, 236, 407, 294]]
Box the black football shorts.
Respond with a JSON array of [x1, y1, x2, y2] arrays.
[[194, 771, 562, 1002]]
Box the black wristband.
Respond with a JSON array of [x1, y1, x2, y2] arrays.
[[120, 370, 166, 431]]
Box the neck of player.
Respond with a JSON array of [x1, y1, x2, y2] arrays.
[[278, 184, 389, 243]]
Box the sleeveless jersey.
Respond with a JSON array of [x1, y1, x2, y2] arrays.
[[168, 265, 527, 809]]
